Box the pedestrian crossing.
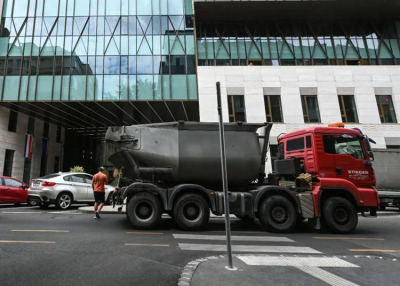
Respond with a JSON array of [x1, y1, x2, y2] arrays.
[[173, 233, 321, 254]]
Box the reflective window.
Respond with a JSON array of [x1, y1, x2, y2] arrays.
[[376, 95, 397, 123], [301, 95, 320, 123], [264, 95, 283, 123], [4, 178, 22, 187], [197, 21, 400, 67], [3, 149, 15, 177], [338, 95, 359, 123], [0, 0, 196, 102], [228, 95, 246, 123], [323, 135, 365, 160]]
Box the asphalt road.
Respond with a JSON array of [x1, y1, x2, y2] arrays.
[[0, 204, 399, 286]]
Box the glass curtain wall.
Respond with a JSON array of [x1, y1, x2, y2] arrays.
[[0, 0, 197, 101], [196, 21, 400, 66]]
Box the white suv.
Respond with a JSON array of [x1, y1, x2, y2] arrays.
[[28, 172, 115, 210]]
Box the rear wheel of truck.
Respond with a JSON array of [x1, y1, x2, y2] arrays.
[[126, 193, 162, 229], [322, 197, 358, 234], [259, 195, 297, 233], [173, 193, 210, 231]]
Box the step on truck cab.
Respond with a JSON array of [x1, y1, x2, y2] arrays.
[[106, 121, 378, 234]]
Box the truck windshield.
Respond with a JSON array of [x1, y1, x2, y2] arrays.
[[323, 135, 366, 160]]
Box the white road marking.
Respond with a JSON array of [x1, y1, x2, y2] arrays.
[[0, 240, 56, 244], [0, 206, 38, 210], [297, 266, 359, 286], [11, 230, 69, 233], [238, 256, 359, 286], [47, 212, 82, 215], [173, 234, 294, 242], [127, 232, 163, 235], [178, 243, 321, 254], [125, 243, 169, 247], [1, 211, 42, 214], [237, 256, 359, 268]]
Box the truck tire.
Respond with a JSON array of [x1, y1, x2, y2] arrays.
[[322, 197, 358, 234], [259, 196, 297, 233], [126, 193, 162, 229], [173, 193, 210, 231]]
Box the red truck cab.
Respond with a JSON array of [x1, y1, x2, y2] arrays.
[[277, 125, 379, 233]]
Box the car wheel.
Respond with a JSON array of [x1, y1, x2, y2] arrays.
[[259, 195, 297, 233], [126, 193, 162, 229], [106, 192, 114, 206], [322, 197, 358, 234], [55, 193, 73, 210], [173, 193, 210, 231], [27, 200, 38, 206]]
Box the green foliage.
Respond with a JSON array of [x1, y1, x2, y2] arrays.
[[70, 166, 84, 173]]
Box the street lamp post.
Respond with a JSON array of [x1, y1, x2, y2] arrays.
[[216, 81, 235, 270]]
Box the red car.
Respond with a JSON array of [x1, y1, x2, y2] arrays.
[[0, 176, 30, 205]]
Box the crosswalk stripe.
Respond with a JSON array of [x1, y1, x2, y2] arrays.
[[296, 266, 359, 286], [173, 234, 294, 242], [1, 211, 42, 214], [178, 243, 321, 254]]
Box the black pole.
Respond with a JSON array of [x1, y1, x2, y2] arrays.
[[216, 82, 234, 269]]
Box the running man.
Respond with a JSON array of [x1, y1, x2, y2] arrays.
[[92, 167, 108, 219]]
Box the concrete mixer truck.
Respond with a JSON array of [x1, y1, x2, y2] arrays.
[[105, 121, 379, 234]]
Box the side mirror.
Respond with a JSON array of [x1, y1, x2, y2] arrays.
[[368, 151, 374, 162]]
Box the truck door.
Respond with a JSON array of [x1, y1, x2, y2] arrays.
[[322, 135, 374, 188]]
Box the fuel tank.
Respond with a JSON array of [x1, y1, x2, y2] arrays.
[[105, 122, 271, 187]]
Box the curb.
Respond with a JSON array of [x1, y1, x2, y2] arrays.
[[177, 255, 225, 286]]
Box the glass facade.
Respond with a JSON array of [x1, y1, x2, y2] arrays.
[[0, 0, 197, 101], [196, 21, 400, 66]]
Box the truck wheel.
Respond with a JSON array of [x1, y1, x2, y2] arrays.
[[173, 193, 210, 231], [235, 214, 255, 221], [322, 197, 358, 234], [126, 193, 162, 229], [259, 196, 297, 233]]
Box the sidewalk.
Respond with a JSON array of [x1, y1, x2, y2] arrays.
[[178, 254, 399, 286]]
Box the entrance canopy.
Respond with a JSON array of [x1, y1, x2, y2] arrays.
[[1, 101, 199, 139]]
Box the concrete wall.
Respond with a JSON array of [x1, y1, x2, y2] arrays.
[[198, 66, 400, 174], [0, 106, 64, 182], [373, 149, 400, 190]]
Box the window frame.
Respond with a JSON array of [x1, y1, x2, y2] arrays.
[[264, 95, 283, 123], [376, 95, 397, 123], [301, 95, 321, 123], [338, 95, 359, 123], [8, 110, 18, 132], [3, 149, 15, 177], [227, 94, 246, 123]]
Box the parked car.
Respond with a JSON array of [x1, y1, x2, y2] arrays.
[[28, 172, 115, 210], [0, 176, 30, 205]]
